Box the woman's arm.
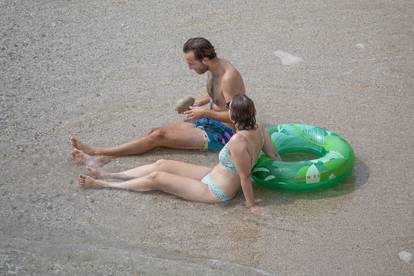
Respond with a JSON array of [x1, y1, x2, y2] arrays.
[[228, 136, 257, 208], [261, 125, 282, 160]]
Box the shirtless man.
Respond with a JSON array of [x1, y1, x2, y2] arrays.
[[70, 37, 246, 162]]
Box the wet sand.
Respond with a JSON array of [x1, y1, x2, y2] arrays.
[[1, 0, 413, 275]]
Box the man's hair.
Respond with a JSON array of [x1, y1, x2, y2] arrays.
[[183, 37, 217, 61], [230, 95, 257, 131]]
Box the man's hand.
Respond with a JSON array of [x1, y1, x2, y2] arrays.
[[183, 106, 206, 122], [191, 100, 203, 107]]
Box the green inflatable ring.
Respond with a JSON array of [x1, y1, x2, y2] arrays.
[[251, 124, 355, 191]]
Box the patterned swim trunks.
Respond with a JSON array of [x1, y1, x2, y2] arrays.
[[193, 118, 234, 150]]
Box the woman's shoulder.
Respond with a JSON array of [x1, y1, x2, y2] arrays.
[[228, 133, 249, 148], [234, 124, 263, 138]]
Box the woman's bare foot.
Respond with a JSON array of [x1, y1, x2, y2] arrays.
[[71, 148, 113, 167], [70, 136, 98, 155], [78, 174, 103, 189]]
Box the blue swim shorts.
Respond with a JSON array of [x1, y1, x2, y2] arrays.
[[193, 118, 234, 150]]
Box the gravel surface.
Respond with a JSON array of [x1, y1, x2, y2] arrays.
[[1, 0, 413, 275]]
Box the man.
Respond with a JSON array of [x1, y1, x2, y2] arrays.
[[71, 37, 246, 161]]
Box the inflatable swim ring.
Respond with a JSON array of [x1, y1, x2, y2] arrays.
[[251, 124, 354, 191]]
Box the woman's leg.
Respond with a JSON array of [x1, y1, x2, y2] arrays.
[[88, 159, 211, 180], [78, 172, 218, 203], [87, 167, 136, 180]]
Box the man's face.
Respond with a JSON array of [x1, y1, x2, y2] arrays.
[[184, 51, 208, 74]]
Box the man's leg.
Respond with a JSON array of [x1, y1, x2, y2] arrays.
[[70, 121, 206, 156], [71, 148, 113, 167]]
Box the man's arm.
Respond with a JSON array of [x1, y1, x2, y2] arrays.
[[200, 73, 244, 122], [221, 72, 245, 104], [184, 106, 231, 123], [201, 109, 231, 122], [193, 92, 211, 107], [184, 72, 244, 122]]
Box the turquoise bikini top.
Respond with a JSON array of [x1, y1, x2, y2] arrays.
[[219, 128, 265, 174], [218, 144, 237, 173]]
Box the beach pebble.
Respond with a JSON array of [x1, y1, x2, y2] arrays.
[[399, 251, 412, 263], [356, 43, 365, 49]]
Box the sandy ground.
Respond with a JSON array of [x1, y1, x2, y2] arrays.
[[1, 0, 413, 275]]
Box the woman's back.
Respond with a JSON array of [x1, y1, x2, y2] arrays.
[[234, 125, 265, 168], [209, 124, 265, 196]]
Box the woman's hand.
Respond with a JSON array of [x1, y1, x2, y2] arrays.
[[261, 124, 282, 161], [248, 205, 267, 215], [273, 153, 282, 161]]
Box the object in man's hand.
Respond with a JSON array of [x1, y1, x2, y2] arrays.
[[175, 96, 195, 113]]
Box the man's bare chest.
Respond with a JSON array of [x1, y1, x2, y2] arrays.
[[207, 75, 226, 107]]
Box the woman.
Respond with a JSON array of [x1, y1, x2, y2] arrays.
[[78, 95, 281, 214]]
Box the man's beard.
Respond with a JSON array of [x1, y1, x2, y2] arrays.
[[196, 64, 209, 74]]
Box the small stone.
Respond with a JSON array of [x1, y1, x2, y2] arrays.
[[399, 251, 412, 263], [16, 145, 24, 152], [175, 96, 195, 113], [47, 203, 52, 210]]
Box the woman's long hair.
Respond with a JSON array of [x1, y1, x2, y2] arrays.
[[230, 95, 257, 131]]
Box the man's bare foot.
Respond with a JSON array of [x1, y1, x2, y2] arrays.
[[71, 148, 113, 167], [72, 148, 87, 164], [70, 136, 98, 155], [78, 174, 103, 189], [87, 166, 105, 179]]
